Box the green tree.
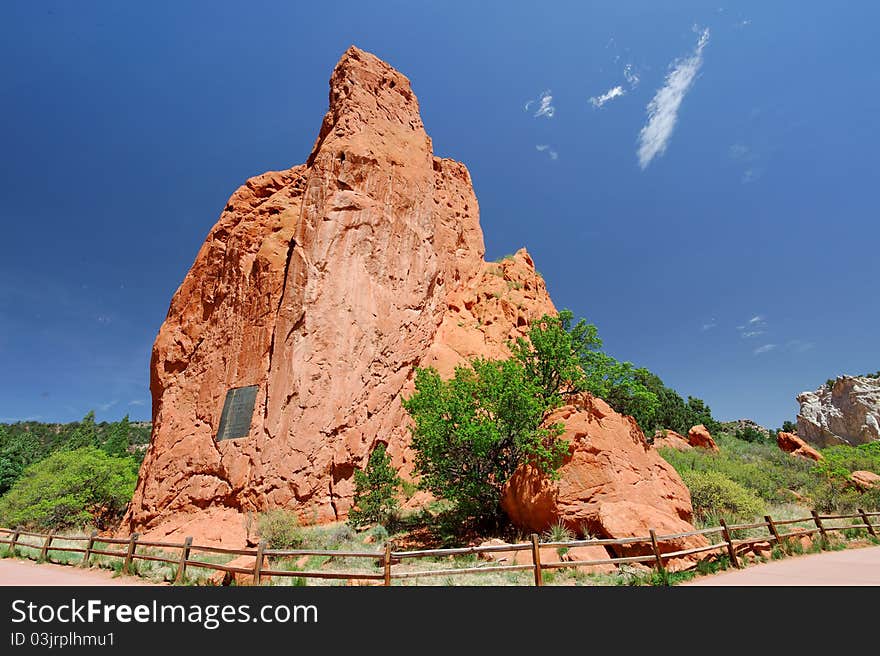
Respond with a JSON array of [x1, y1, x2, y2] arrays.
[[403, 359, 566, 526], [0, 428, 45, 495], [0, 447, 137, 530], [781, 420, 797, 434], [67, 411, 98, 449], [103, 415, 131, 457], [685, 397, 720, 435], [347, 443, 402, 528], [510, 309, 599, 407], [511, 310, 659, 429]]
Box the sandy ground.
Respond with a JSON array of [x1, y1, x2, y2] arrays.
[[0, 559, 164, 586], [685, 545, 880, 586]]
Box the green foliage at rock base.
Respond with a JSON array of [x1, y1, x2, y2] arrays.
[[679, 469, 766, 524], [347, 443, 402, 528], [0, 447, 138, 530], [403, 358, 567, 526]]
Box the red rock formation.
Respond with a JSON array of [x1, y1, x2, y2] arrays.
[[124, 47, 556, 543], [777, 431, 824, 462], [687, 424, 719, 451], [653, 430, 693, 451], [501, 394, 707, 565], [850, 470, 880, 490]]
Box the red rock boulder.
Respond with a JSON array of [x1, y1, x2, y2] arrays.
[[501, 394, 707, 567], [777, 431, 824, 462], [687, 424, 719, 452], [851, 470, 880, 490], [207, 555, 272, 586], [653, 430, 693, 451]]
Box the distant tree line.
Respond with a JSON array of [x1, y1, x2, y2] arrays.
[[0, 413, 149, 530]]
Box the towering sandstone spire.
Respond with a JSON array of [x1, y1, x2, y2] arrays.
[[124, 47, 556, 542]]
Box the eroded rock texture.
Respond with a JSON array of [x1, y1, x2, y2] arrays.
[[501, 394, 707, 562], [124, 47, 556, 542], [796, 376, 880, 447]]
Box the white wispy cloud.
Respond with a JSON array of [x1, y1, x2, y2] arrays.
[[754, 344, 776, 355], [129, 399, 146, 406], [590, 85, 625, 109], [737, 315, 767, 338], [701, 318, 717, 331], [525, 90, 555, 118], [97, 400, 119, 412], [535, 144, 559, 160], [623, 64, 640, 88], [637, 27, 710, 169]]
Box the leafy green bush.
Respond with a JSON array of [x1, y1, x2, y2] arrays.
[[0, 447, 137, 530], [347, 443, 402, 528], [679, 470, 766, 524], [256, 510, 304, 549], [734, 425, 769, 444], [660, 434, 816, 505], [817, 441, 880, 479], [404, 358, 566, 526]]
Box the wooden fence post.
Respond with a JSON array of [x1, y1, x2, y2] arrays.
[[39, 531, 55, 562], [719, 519, 740, 569], [764, 515, 782, 545], [253, 540, 266, 585], [383, 543, 393, 586], [123, 533, 139, 575], [530, 534, 543, 587], [649, 529, 665, 573], [859, 508, 877, 538], [811, 510, 827, 545], [175, 537, 193, 584], [81, 531, 98, 567], [10, 528, 20, 553]]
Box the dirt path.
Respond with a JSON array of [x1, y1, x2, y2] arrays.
[[0, 559, 163, 586], [685, 545, 880, 586]]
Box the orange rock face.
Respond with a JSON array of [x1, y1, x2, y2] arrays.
[[850, 470, 880, 490], [687, 424, 719, 451], [124, 47, 556, 543], [653, 430, 693, 451], [501, 394, 706, 564], [777, 431, 824, 462]]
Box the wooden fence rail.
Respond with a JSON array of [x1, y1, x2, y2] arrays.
[[1, 510, 877, 586]]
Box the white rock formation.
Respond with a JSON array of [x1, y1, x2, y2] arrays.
[[796, 376, 880, 446]]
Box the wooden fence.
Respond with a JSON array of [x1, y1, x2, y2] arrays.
[[1, 509, 877, 586]]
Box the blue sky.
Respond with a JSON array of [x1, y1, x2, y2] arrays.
[[1, 1, 877, 428]]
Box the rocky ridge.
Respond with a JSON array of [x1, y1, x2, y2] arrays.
[[797, 376, 880, 447]]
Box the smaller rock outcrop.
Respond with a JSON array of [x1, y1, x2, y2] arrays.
[[777, 431, 823, 462], [724, 419, 771, 439], [851, 470, 880, 491], [501, 394, 707, 566], [653, 430, 693, 451], [687, 425, 719, 451], [207, 555, 271, 586], [797, 376, 880, 446]]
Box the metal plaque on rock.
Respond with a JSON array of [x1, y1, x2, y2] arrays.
[[215, 385, 259, 441]]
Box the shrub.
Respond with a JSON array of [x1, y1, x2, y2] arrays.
[[256, 510, 303, 549], [0, 447, 137, 530], [735, 426, 768, 444], [403, 359, 566, 526], [680, 470, 766, 524], [348, 443, 402, 528]]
